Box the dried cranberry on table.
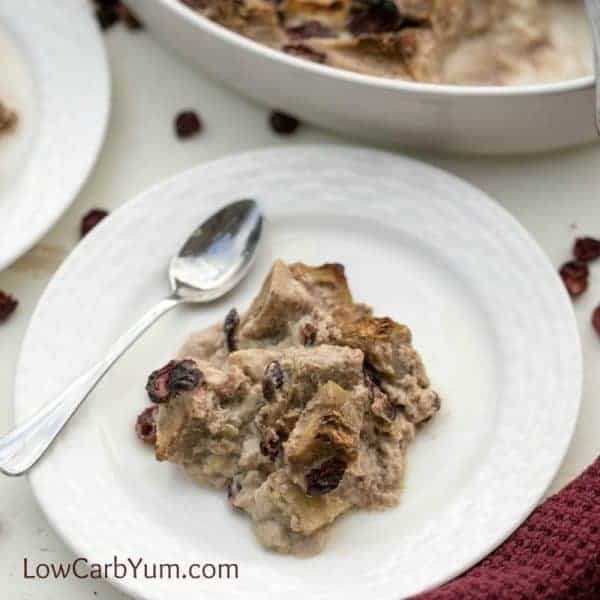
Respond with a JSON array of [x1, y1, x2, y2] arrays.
[[0, 291, 18, 323], [146, 359, 203, 403], [174, 111, 203, 139], [593, 306, 600, 336], [81, 209, 109, 237], [135, 405, 158, 445], [573, 237, 600, 262], [559, 260, 589, 298], [269, 111, 300, 135]]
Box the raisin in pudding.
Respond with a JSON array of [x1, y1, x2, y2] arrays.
[[138, 260, 441, 554], [0, 100, 17, 135], [179, 0, 591, 85]]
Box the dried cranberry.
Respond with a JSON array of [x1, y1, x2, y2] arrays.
[[348, 0, 400, 36], [81, 209, 109, 237], [227, 475, 243, 502], [282, 44, 327, 64], [170, 360, 203, 391], [135, 405, 158, 445], [559, 261, 589, 298], [224, 308, 240, 352], [260, 428, 281, 460], [306, 457, 347, 496], [364, 361, 381, 391], [300, 322, 317, 346], [593, 306, 600, 336], [95, 5, 119, 30], [175, 111, 203, 139], [0, 291, 18, 323], [269, 111, 300, 135], [146, 359, 203, 403], [262, 361, 284, 401], [573, 237, 600, 262], [286, 21, 335, 40]]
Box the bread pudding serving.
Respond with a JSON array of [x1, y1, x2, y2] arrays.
[[137, 260, 441, 554], [179, 0, 591, 85]]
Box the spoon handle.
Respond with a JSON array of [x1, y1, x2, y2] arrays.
[[585, 0, 600, 134], [0, 295, 181, 476]]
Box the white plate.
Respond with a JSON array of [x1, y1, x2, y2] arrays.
[[0, 0, 109, 270], [17, 147, 581, 600]]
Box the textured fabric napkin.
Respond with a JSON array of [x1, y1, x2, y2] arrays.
[[415, 456, 600, 600]]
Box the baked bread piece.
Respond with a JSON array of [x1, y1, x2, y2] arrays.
[[143, 260, 441, 554]]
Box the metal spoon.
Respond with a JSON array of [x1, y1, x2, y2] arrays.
[[585, 0, 600, 134], [0, 199, 263, 476]]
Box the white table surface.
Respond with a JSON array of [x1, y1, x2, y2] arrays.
[[1, 23, 599, 600]]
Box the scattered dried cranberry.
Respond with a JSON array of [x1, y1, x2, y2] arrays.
[[286, 21, 335, 40], [81, 209, 109, 237], [224, 308, 240, 352], [306, 457, 347, 496], [262, 361, 284, 401], [559, 260, 589, 298], [175, 111, 203, 139], [146, 359, 203, 403], [0, 291, 18, 323], [348, 0, 401, 36], [573, 237, 600, 262], [269, 111, 300, 135], [592, 305, 600, 336], [135, 405, 158, 445], [282, 44, 327, 64]]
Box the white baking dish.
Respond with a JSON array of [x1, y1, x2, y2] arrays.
[[127, 0, 597, 154]]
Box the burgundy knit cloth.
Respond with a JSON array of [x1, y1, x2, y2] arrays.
[[415, 457, 600, 600]]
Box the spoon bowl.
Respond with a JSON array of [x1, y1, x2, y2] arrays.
[[170, 199, 263, 301]]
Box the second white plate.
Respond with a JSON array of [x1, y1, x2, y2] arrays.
[[17, 147, 581, 599], [0, 0, 109, 269]]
